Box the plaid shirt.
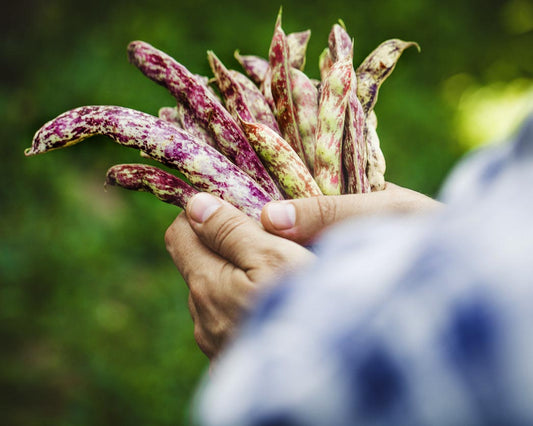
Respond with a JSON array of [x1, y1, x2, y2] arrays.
[[194, 115, 533, 426]]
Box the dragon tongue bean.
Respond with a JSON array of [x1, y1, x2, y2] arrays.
[[234, 51, 270, 86], [328, 22, 353, 63], [356, 39, 420, 114], [286, 29, 311, 71], [269, 10, 307, 169], [343, 68, 370, 194], [314, 57, 353, 195], [105, 163, 199, 210], [127, 40, 283, 200], [229, 70, 281, 134], [240, 118, 322, 199], [25, 105, 272, 219]]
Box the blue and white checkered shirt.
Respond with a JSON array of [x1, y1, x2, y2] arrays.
[[194, 115, 533, 426]]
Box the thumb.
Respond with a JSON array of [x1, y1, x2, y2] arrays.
[[261, 194, 363, 246], [185, 192, 265, 270], [261, 183, 437, 245]]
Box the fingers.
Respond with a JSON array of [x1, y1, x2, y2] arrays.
[[185, 192, 314, 282], [261, 183, 441, 245], [165, 212, 225, 285]]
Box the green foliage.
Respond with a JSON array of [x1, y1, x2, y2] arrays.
[[1, 0, 531, 424]]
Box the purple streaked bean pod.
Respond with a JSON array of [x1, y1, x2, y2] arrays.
[[175, 102, 218, 148], [105, 163, 198, 210], [286, 29, 311, 71], [25, 106, 272, 219], [229, 70, 281, 134], [208, 51, 257, 124], [269, 11, 307, 169], [314, 57, 353, 195], [343, 68, 370, 194], [127, 40, 283, 200], [328, 22, 352, 63], [234, 50, 269, 86], [158, 106, 182, 127], [365, 111, 386, 191], [289, 67, 318, 174], [260, 66, 275, 112], [356, 39, 420, 114], [240, 119, 322, 199]]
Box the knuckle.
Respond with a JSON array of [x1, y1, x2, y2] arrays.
[[212, 215, 250, 253], [313, 196, 338, 226]]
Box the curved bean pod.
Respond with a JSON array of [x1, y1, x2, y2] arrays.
[[356, 39, 420, 114], [127, 40, 283, 200], [286, 29, 311, 71], [234, 50, 269, 86], [229, 70, 281, 134], [208, 51, 257, 124], [25, 105, 272, 219], [105, 163, 198, 210]]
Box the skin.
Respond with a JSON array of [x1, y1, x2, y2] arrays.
[[165, 183, 441, 360]]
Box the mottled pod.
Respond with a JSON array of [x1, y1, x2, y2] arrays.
[[365, 112, 386, 191], [343, 69, 370, 194], [127, 40, 283, 200], [208, 51, 256, 124], [229, 70, 281, 134], [356, 39, 420, 114], [105, 163, 198, 210], [176, 102, 218, 148], [234, 50, 269, 86], [240, 118, 322, 199], [260, 67, 275, 112], [25, 106, 272, 219], [289, 67, 318, 174], [269, 10, 307, 169], [286, 29, 311, 71], [314, 57, 353, 195], [328, 23, 352, 63]]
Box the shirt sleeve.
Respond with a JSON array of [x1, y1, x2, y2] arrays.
[[193, 114, 533, 426]]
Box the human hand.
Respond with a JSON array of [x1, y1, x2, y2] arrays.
[[165, 193, 314, 360], [261, 183, 441, 245]]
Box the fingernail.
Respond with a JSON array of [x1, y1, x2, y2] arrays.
[[188, 193, 222, 223], [266, 202, 296, 230]]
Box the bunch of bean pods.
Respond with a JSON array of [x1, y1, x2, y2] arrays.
[[25, 10, 419, 220]]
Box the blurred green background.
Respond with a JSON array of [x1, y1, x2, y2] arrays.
[[2, 0, 532, 424]]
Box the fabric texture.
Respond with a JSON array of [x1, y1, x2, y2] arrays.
[[194, 114, 533, 426]]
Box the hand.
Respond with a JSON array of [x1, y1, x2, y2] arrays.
[[165, 193, 314, 360], [261, 183, 441, 245]]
